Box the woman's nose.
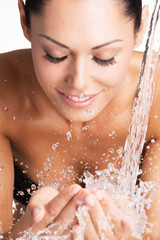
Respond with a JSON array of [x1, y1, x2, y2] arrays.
[[65, 57, 89, 90]]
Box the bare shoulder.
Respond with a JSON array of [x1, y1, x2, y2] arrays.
[[128, 50, 143, 84], [0, 48, 33, 77], [0, 49, 34, 133]]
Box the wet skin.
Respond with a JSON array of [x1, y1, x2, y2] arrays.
[[0, 0, 160, 239]]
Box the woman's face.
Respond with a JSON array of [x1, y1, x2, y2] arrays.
[[28, 0, 137, 122]]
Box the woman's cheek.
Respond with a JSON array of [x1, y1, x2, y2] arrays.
[[94, 65, 126, 88]]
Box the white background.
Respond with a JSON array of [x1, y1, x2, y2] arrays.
[[0, 0, 156, 53]]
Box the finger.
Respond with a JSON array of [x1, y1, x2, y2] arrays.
[[72, 224, 82, 239], [26, 186, 59, 224], [29, 184, 82, 232], [72, 214, 99, 240], [46, 184, 82, 219], [94, 190, 133, 239], [81, 191, 115, 239], [83, 213, 100, 240], [54, 188, 90, 225]]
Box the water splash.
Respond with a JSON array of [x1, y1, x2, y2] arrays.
[[16, 223, 71, 240]]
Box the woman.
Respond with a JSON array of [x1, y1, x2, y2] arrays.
[[0, 0, 160, 239]]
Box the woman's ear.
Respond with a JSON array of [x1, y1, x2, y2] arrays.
[[18, 0, 31, 42], [134, 5, 149, 48]]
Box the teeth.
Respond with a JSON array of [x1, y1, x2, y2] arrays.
[[65, 95, 92, 102]]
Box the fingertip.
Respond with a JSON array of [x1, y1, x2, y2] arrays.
[[31, 206, 45, 223], [72, 224, 82, 236], [94, 189, 105, 202], [68, 184, 82, 197], [121, 219, 133, 231]]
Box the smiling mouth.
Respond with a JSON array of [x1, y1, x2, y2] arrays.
[[64, 94, 93, 102], [57, 90, 100, 108]]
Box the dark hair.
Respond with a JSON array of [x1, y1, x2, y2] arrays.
[[24, 0, 142, 33]]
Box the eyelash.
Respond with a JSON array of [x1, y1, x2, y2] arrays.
[[44, 52, 68, 64], [92, 56, 116, 66], [44, 52, 116, 66]]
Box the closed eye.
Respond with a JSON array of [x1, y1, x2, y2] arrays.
[[93, 56, 116, 66], [43, 52, 68, 63], [43, 51, 116, 66]]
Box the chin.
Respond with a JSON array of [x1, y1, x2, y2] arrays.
[[59, 108, 101, 123]]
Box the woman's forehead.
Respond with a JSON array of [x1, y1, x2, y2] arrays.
[[41, 0, 124, 19], [31, 0, 133, 36], [30, 0, 135, 52]]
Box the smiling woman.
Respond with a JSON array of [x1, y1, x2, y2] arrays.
[[0, 0, 160, 240]]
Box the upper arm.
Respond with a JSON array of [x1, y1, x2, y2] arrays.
[[0, 134, 14, 234]]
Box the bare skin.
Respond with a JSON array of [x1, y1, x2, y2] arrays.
[[0, 0, 160, 239]]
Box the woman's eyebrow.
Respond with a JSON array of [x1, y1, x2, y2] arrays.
[[38, 34, 123, 50], [92, 39, 123, 50], [39, 34, 70, 49]]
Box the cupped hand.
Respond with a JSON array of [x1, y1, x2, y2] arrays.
[[72, 189, 135, 240], [25, 184, 82, 233]]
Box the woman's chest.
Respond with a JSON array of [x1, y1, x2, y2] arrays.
[[11, 116, 130, 190]]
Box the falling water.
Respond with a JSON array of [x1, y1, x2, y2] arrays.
[[118, 0, 160, 196], [6, 1, 160, 239]]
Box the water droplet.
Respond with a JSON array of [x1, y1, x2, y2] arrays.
[[49, 162, 54, 167], [151, 139, 155, 143], [108, 148, 114, 154], [64, 148, 69, 152], [82, 125, 89, 131], [109, 130, 116, 137], [90, 109, 95, 115], [66, 131, 72, 141], [68, 166, 74, 172], [3, 106, 8, 111], [13, 116, 16, 120], [117, 147, 123, 155], [31, 184, 37, 191], [85, 109, 95, 115], [108, 163, 115, 171], [0, 166, 4, 171], [154, 115, 158, 119], [52, 142, 60, 151], [18, 191, 24, 196], [47, 155, 53, 161], [44, 162, 50, 171]]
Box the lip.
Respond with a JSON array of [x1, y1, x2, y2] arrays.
[[57, 90, 101, 108]]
